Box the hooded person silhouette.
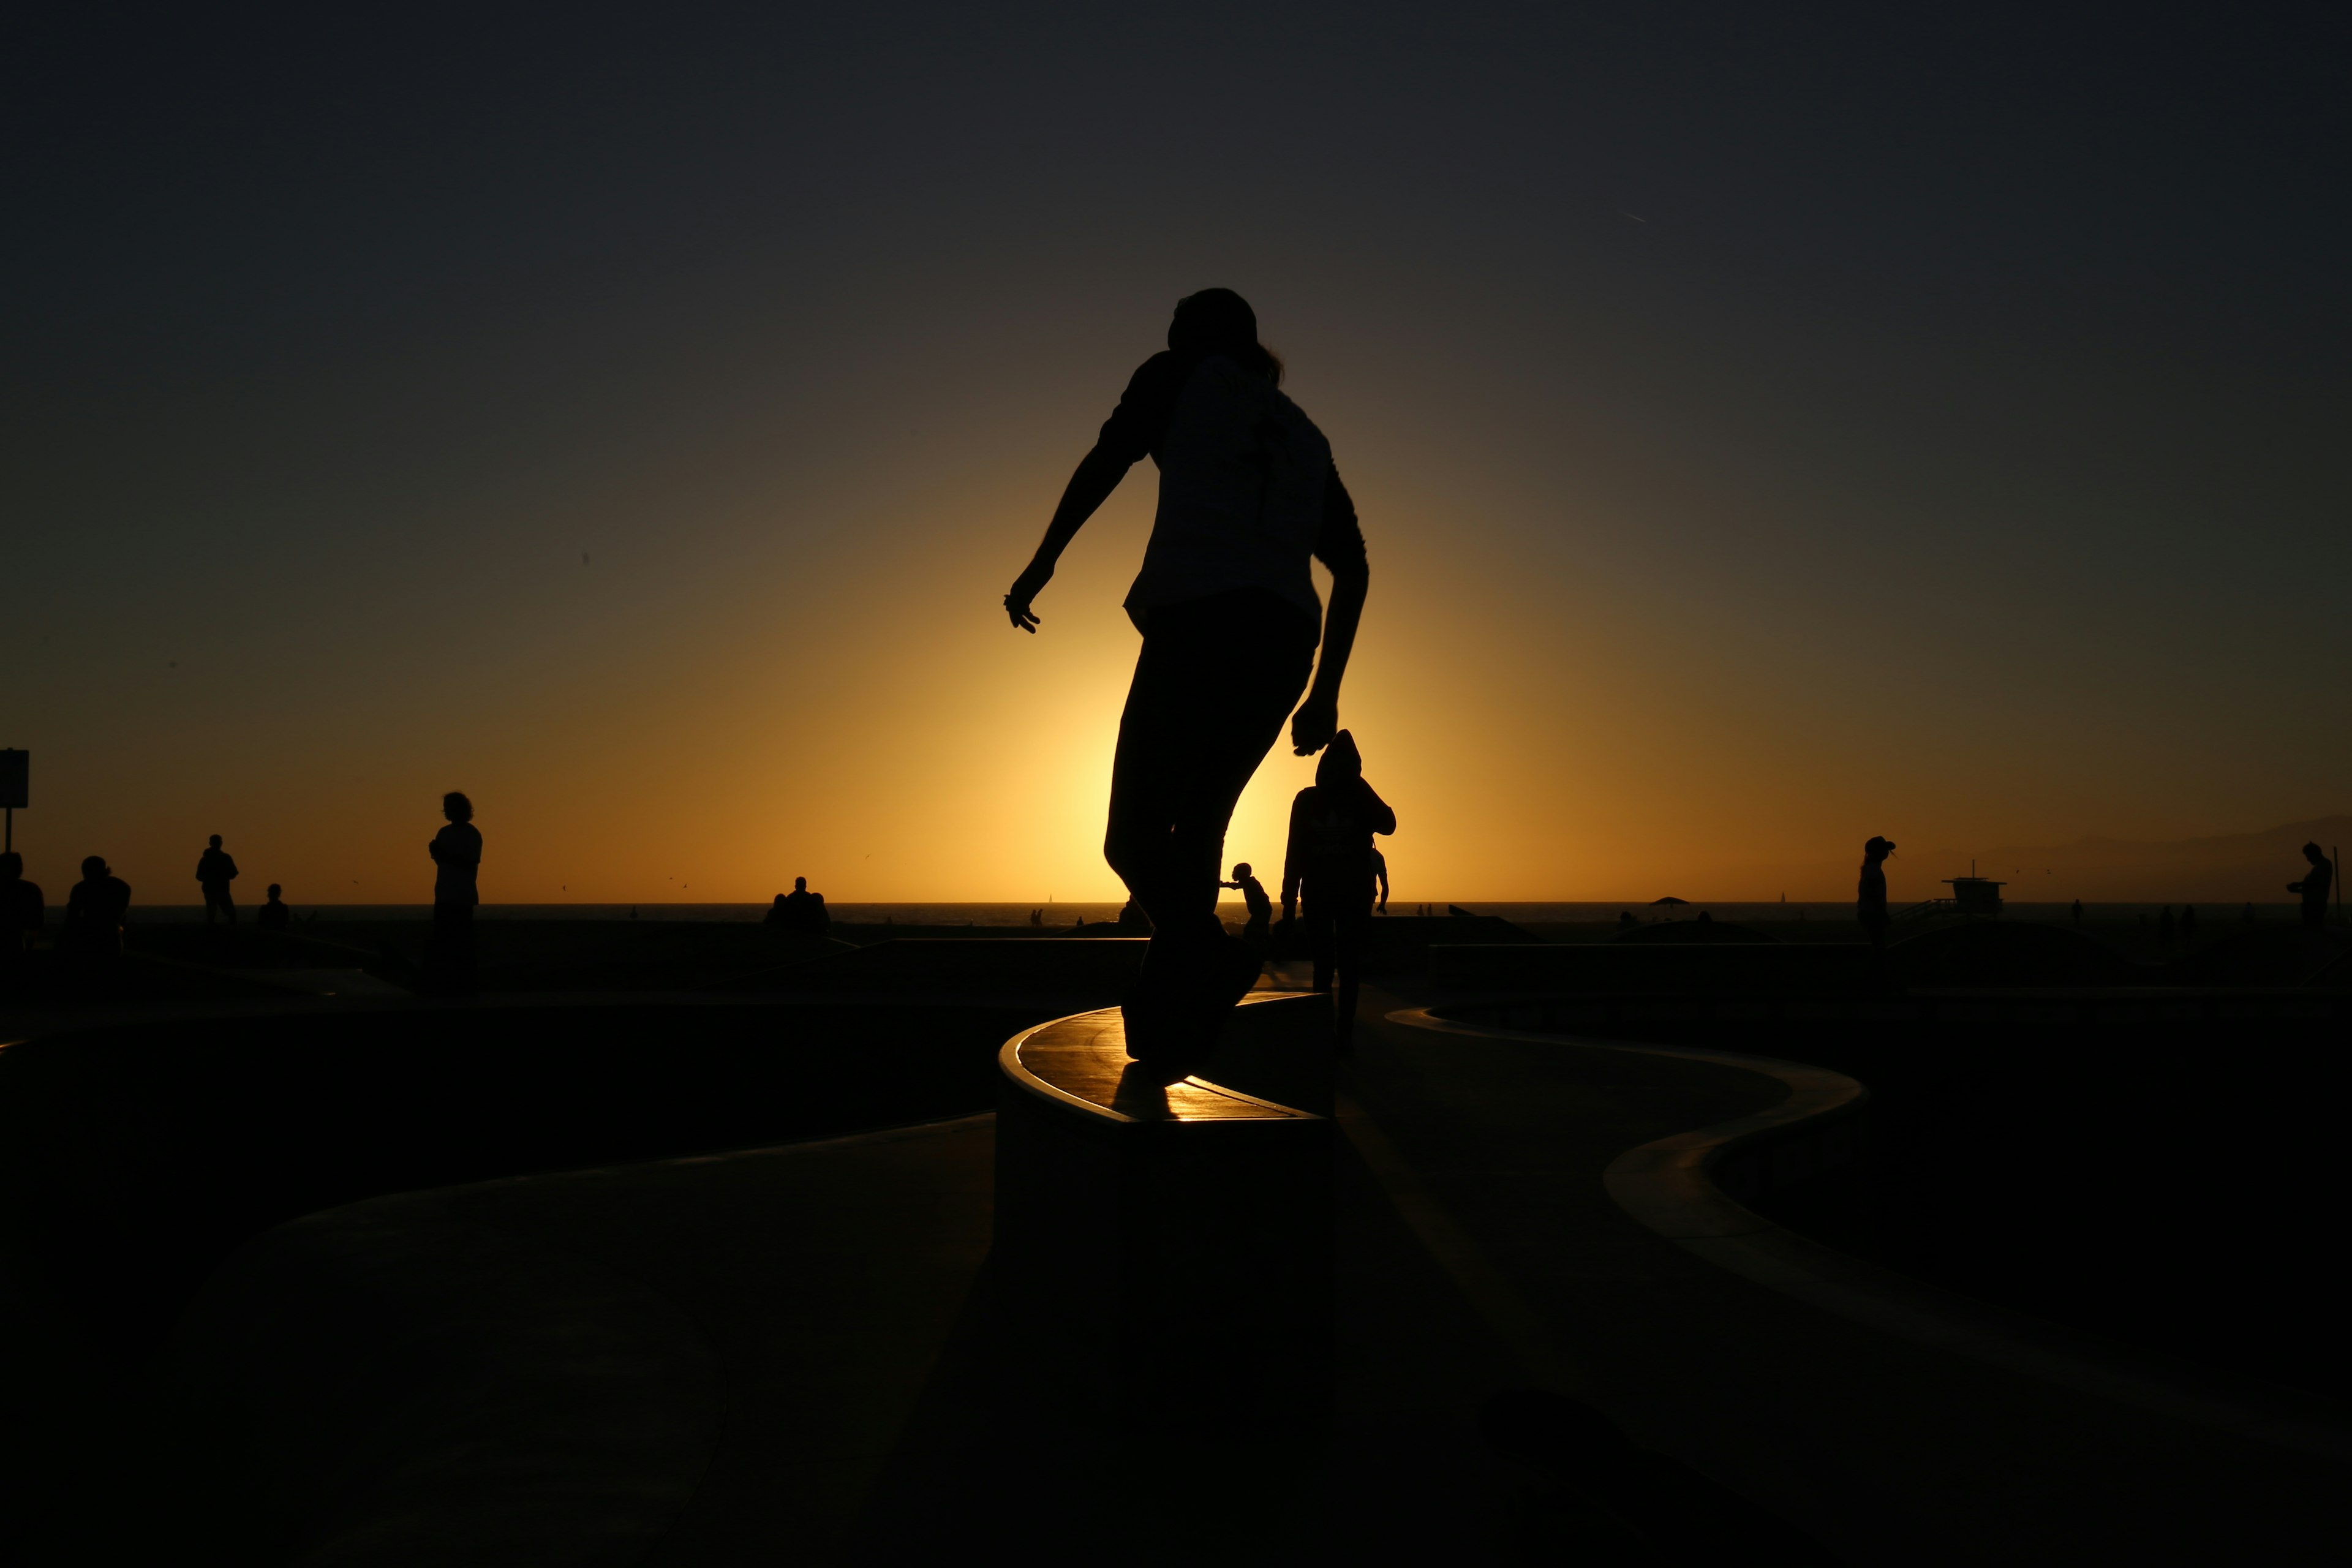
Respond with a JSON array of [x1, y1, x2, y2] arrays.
[[1003, 289, 1371, 1070], [1283, 730, 1395, 1054]]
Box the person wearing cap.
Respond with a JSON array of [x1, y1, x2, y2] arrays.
[[1858, 836, 1896, 955], [2288, 842, 2334, 929], [1003, 288, 1371, 1068]]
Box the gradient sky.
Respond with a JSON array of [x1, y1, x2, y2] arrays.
[[7, 6, 2346, 905]]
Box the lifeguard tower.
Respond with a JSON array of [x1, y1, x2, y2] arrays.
[[1943, 862, 2005, 916]]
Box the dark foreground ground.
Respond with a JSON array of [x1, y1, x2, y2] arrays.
[[2, 923, 2347, 1561]]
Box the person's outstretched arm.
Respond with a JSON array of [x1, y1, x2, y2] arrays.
[[1282, 793, 1309, 919], [1005, 355, 1182, 633], [1004, 443, 1134, 631], [1291, 466, 1370, 755]]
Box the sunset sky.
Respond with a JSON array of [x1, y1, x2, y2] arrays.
[[8, 7, 2346, 905]]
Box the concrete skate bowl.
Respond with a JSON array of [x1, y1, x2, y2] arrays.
[[1612, 919, 1779, 944], [1884, 919, 2138, 988], [0, 999, 1047, 1356]]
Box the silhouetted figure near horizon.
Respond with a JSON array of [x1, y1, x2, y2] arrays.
[[767, 876, 829, 933], [197, 834, 238, 925], [1370, 845, 1390, 914], [2071, 898, 2084, 925], [1223, 861, 1273, 952], [62, 855, 132, 971], [2243, 901, 2258, 925], [428, 792, 481, 992], [1, 851, 42, 941], [2159, 906, 2175, 946], [1619, 910, 1638, 930], [1858, 837, 1895, 956], [1004, 288, 1370, 1068], [258, 883, 291, 930], [2181, 904, 2197, 945], [1283, 730, 1395, 1056], [2289, 842, 2333, 929]]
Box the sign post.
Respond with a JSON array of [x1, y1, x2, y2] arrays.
[[0, 750, 25, 853]]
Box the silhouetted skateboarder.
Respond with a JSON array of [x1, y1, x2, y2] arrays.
[[1223, 861, 1273, 952], [2289, 842, 2333, 929], [428, 792, 481, 991], [1283, 731, 1395, 1055], [196, 834, 238, 925], [1858, 836, 1894, 956], [1004, 289, 1370, 1069]]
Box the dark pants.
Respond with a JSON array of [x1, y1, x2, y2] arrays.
[[1104, 592, 1314, 944], [203, 883, 236, 924], [431, 901, 477, 991], [1302, 884, 1371, 1051]]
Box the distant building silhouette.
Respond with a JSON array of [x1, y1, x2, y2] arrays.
[[1283, 730, 1395, 1055], [2289, 842, 2333, 929], [1858, 837, 1895, 956], [428, 791, 481, 992], [767, 876, 829, 933], [1001, 288, 1371, 1069], [1223, 861, 1273, 951], [196, 834, 238, 925], [258, 883, 291, 930]]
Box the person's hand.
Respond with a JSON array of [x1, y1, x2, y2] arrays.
[[1005, 562, 1052, 633], [1289, 692, 1338, 755]]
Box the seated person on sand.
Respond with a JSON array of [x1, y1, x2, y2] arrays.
[[258, 884, 292, 930], [1222, 862, 1273, 951], [769, 877, 828, 933]]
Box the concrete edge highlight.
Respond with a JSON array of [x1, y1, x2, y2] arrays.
[[1385, 1004, 2352, 1466]]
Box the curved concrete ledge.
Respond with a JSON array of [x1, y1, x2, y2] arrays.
[[1389, 1004, 2352, 1466], [993, 997, 1332, 1444]]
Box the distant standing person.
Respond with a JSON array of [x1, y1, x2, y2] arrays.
[[1858, 837, 1895, 956], [1370, 846, 1390, 914], [1222, 861, 1273, 952], [2288, 842, 2334, 929], [429, 792, 482, 989], [63, 855, 132, 960], [258, 883, 292, 930], [1, 851, 43, 950], [2071, 899, 2083, 925], [1002, 288, 1370, 1066], [197, 834, 238, 925], [1282, 730, 1395, 1055]]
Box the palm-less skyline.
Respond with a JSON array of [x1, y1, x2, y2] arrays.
[[9, 8, 2345, 904]]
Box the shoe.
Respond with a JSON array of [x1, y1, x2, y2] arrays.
[[1122, 932, 1261, 1070]]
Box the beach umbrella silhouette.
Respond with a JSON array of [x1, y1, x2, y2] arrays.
[[1650, 896, 1689, 906]]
